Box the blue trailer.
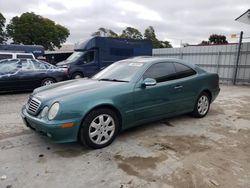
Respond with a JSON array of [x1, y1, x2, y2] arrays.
[[57, 37, 152, 79], [0, 44, 44, 58]]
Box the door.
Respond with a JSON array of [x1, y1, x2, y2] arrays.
[[0, 59, 21, 91], [77, 50, 99, 77], [18, 59, 41, 89], [133, 62, 180, 123], [172, 62, 198, 112]]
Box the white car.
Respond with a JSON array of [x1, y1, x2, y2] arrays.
[[0, 52, 35, 60]]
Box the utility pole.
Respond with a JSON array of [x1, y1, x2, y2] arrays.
[[233, 31, 243, 85]]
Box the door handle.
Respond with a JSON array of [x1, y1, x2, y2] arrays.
[[174, 85, 183, 89]]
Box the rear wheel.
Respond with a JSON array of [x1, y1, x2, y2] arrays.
[[79, 108, 119, 149], [72, 72, 83, 79], [41, 78, 55, 86], [192, 92, 210, 118]]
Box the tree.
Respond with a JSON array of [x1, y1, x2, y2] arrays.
[[92, 27, 118, 38], [199, 40, 210, 45], [209, 34, 228, 44], [120, 27, 143, 39], [160, 40, 172, 48], [144, 26, 172, 48], [0, 12, 7, 44], [6, 12, 70, 50]]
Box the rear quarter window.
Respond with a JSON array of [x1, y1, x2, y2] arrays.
[[0, 54, 12, 60], [16, 54, 34, 59], [174, 63, 196, 79]]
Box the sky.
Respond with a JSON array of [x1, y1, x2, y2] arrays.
[[0, 0, 250, 47]]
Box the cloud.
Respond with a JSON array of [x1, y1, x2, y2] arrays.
[[1, 0, 250, 47]]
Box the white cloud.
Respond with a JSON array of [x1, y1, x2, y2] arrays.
[[116, 22, 133, 28], [28, 3, 67, 15], [1, 0, 250, 47], [117, 1, 163, 22]]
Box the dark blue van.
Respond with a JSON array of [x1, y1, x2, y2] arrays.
[[57, 37, 152, 79]]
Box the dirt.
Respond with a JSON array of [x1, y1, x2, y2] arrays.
[[0, 85, 250, 188], [53, 148, 89, 158], [114, 154, 167, 182]]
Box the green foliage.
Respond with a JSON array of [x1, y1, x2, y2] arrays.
[[120, 27, 143, 39], [144, 26, 160, 48], [159, 40, 172, 48], [199, 40, 210, 45], [6, 12, 70, 50], [209, 34, 228, 44], [0, 12, 7, 44], [144, 26, 171, 48], [92, 27, 119, 38], [92, 26, 172, 48]]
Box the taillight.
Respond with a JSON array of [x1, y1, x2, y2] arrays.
[[64, 68, 68, 75]]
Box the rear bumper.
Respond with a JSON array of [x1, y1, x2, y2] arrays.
[[21, 106, 80, 143], [211, 87, 220, 103]]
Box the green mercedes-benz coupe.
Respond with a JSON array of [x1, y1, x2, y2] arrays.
[[21, 57, 220, 149]]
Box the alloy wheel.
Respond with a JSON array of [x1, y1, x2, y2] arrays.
[[197, 95, 209, 115], [88, 114, 115, 145]]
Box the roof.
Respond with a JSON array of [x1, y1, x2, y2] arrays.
[[235, 9, 250, 24], [122, 56, 196, 68]]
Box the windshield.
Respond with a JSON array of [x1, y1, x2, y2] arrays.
[[65, 51, 85, 63], [92, 60, 145, 82]]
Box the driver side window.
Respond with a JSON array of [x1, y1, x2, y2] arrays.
[[81, 51, 95, 64], [21, 60, 34, 71], [143, 62, 176, 83]]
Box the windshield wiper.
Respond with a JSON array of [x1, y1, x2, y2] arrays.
[[98, 78, 128, 82]]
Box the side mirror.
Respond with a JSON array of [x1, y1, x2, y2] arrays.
[[142, 78, 157, 87]]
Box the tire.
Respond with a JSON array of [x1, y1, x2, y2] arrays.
[[191, 92, 210, 118], [41, 78, 55, 86], [72, 72, 83, 79], [79, 108, 120, 149]]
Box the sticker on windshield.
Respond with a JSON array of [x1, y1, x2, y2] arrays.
[[128, 63, 143, 67]]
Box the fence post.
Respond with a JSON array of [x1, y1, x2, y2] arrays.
[[233, 31, 243, 85], [179, 52, 183, 59], [216, 52, 221, 74]]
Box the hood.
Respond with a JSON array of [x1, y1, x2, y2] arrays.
[[56, 60, 71, 66], [33, 79, 125, 101]]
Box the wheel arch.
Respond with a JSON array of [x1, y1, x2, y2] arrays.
[[201, 89, 212, 102], [71, 71, 84, 79], [78, 104, 123, 140]]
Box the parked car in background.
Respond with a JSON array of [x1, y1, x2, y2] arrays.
[[0, 59, 68, 92], [0, 44, 44, 58], [57, 37, 152, 79], [21, 57, 220, 149], [0, 52, 35, 60]]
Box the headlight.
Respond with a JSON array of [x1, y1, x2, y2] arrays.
[[48, 102, 60, 120], [40, 106, 49, 118]]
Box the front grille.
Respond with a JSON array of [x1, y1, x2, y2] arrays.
[[27, 98, 41, 115]]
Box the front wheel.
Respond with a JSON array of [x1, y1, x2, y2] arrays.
[[72, 72, 83, 79], [41, 78, 55, 86], [191, 92, 210, 118], [79, 108, 119, 149]]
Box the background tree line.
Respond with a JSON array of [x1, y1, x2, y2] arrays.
[[92, 26, 172, 48], [0, 11, 229, 50], [199, 34, 228, 45]]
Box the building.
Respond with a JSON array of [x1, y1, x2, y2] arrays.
[[235, 9, 250, 25]]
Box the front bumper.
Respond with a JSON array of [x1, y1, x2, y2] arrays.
[[21, 106, 80, 143]]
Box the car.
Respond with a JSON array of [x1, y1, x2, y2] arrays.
[[21, 57, 220, 149], [0, 59, 69, 92], [0, 52, 35, 60]]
